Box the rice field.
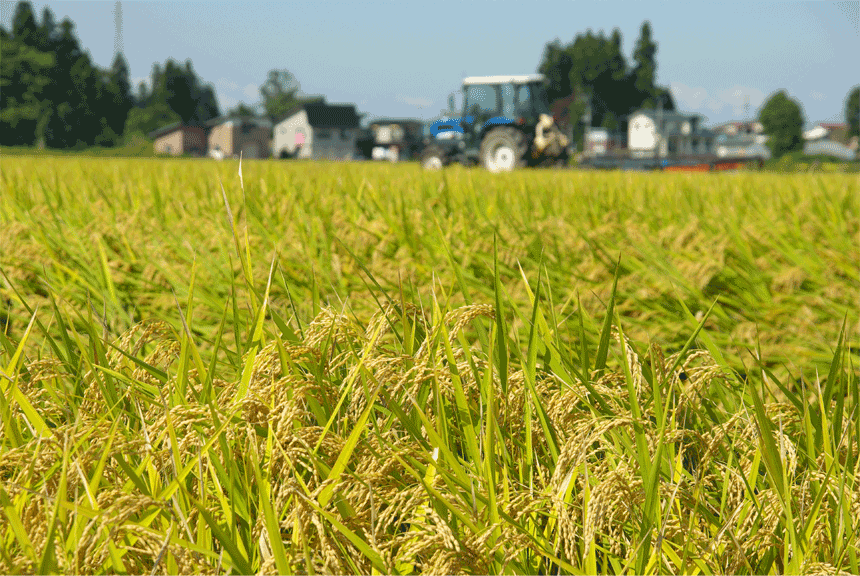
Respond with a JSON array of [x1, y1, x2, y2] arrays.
[[0, 156, 858, 574]]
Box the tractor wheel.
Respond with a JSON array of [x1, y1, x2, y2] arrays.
[[420, 145, 447, 170], [480, 127, 527, 173]]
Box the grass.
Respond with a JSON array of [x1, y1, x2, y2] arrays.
[[0, 156, 858, 574]]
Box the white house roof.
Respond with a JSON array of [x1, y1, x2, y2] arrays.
[[462, 74, 545, 86], [803, 125, 829, 141]]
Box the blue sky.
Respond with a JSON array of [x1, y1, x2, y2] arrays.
[[2, 0, 857, 127]]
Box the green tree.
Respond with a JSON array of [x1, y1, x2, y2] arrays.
[[193, 84, 220, 124], [759, 90, 804, 158], [123, 102, 180, 137], [260, 69, 301, 122], [226, 102, 258, 117], [41, 17, 108, 148], [538, 20, 674, 146], [142, 59, 219, 127], [847, 86, 859, 139], [104, 52, 134, 138], [0, 34, 55, 146], [34, 6, 58, 52], [11, 1, 37, 46], [538, 40, 573, 104], [632, 21, 662, 109]]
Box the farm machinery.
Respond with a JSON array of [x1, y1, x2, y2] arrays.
[[420, 74, 570, 172]]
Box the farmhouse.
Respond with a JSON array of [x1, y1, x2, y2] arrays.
[[206, 116, 272, 159], [803, 122, 849, 144], [627, 109, 715, 158], [148, 123, 208, 156], [273, 103, 361, 160]]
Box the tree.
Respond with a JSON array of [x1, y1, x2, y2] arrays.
[[35, 6, 58, 52], [163, 59, 196, 124], [135, 81, 148, 108], [227, 102, 258, 117], [11, 1, 37, 46], [193, 84, 220, 124], [759, 91, 804, 158], [537, 20, 673, 149], [847, 86, 859, 139], [538, 40, 573, 104], [123, 100, 181, 137], [104, 52, 134, 138], [260, 69, 301, 122], [1, 1, 222, 149], [632, 21, 662, 109], [0, 34, 54, 146]]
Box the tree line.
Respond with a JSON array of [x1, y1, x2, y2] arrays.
[[0, 1, 220, 149], [536, 22, 859, 158], [537, 21, 675, 147]]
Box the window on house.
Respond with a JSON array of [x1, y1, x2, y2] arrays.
[[317, 129, 331, 139], [241, 123, 253, 135], [340, 129, 350, 139]]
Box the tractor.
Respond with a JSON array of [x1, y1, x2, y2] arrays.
[[420, 74, 570, 172]]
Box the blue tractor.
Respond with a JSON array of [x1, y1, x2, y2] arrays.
[[420, 74, 570, 172]]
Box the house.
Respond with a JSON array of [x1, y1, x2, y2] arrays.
[[366, 118, 425, 161], [206, 116, 272, 159], [273, 103, 361, 160], [712, 121, 764, 137], [627, 109, 715, 158], [803, 139, 856, 160], [803, 123, 849, 144], [715, 134, 771, 160], [149, 123, 208, 156]]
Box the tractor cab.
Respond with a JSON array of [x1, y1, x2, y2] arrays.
[[423, 75, 568, 172]]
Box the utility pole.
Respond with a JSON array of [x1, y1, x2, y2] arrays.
[[113, 1, 123, 58]]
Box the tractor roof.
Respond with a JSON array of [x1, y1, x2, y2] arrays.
[[462, 74, 545, 86]]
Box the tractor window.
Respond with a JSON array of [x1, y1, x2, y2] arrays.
[[516, 85, 531, 107], [464, 84, 499, 120], [500, 84, 516, 118]]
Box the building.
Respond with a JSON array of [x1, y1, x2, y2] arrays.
[[712, 121, 764, 137], [366, 118, 425, 161], [206, 116, 272, 159], [149, 123, 208, 156], [803, 123, 849, 144], [273, 103, 361, 160], [714, 134, 771, 160], [584, 127, 627, 157], [627, 109, 715, 158]]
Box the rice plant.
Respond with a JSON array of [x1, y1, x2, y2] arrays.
[[0, 157, 857, 574]]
